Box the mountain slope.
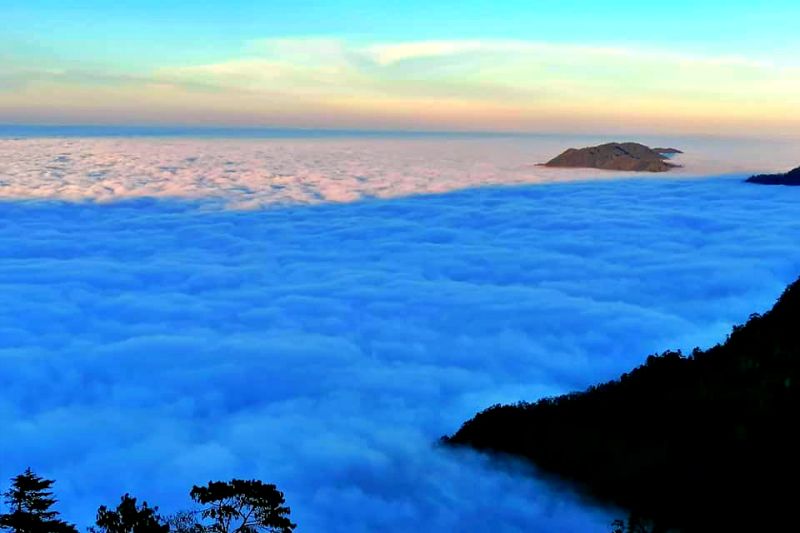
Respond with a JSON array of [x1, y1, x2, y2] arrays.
[[445, 278, 800, 531]]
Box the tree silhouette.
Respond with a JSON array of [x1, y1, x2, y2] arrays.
[[0, 468, 77, 533], [189, 480, 295, 533], [165, 511, 205, 533], [91, 494, 169, 533], [610, 514, 659, 533]]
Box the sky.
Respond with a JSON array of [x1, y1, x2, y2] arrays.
[[2, 1, 799, 135], [0, 0, 800, 135]]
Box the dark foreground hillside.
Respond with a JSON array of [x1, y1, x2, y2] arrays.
[[445, 278, 800, 531]]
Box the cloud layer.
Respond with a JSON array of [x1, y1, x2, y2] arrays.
[[2, 135, 799, 207], [1, 172, 799, 531]]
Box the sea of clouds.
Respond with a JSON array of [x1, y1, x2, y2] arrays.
[[2, 135, 799, 207], [1, 136, 800, 531]]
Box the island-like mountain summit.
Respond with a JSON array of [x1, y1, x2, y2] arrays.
[[746, 166, 800, 186], [542, 142, 683, 172]]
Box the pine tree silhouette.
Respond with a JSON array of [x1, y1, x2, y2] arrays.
[[0, 468, 77, 533]]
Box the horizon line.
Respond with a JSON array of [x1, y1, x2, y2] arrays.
[[1, 123, 795, 142]]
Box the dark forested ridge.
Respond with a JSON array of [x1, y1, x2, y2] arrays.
[[746, 165, 800, 185], [445, 277, 800, 531]]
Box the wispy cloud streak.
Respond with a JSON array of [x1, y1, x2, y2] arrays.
[[2, 38, 799, 134]]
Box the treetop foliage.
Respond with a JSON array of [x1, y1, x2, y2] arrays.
[[190, 480, 295, 533], [0, 473, 295, 533]]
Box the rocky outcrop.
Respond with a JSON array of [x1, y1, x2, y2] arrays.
[[542, 142, 681, 172]]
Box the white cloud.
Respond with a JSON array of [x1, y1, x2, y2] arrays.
[[1, 149, 800, 530], [168, 38, 800, 99], [364, 39, 777, 68], [1, 135, 799, 207]]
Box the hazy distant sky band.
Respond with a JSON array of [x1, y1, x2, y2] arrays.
[[2, 1, 800, 135]]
